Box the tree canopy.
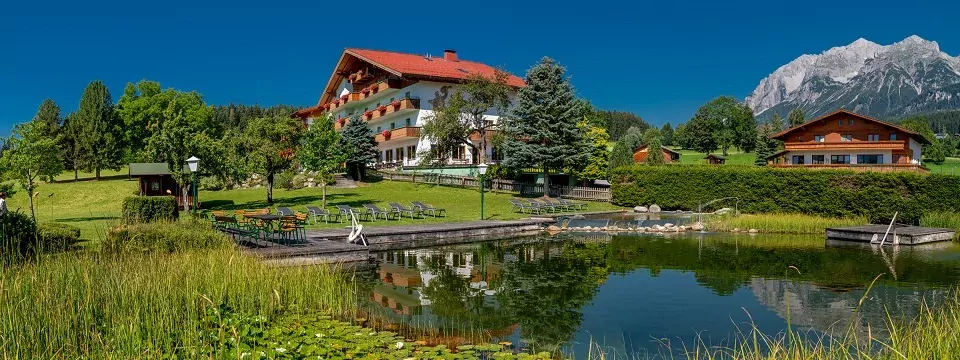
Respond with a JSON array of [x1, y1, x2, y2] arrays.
[[300, 115, 347, 207], [240, 115, 303, 204], [340, 114, 378, 181], [76, 80, 124, 179], [1, 120, 64, 220]]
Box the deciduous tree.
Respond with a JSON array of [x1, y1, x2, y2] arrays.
[[660, 123, 674, 146], [299, 115, 347, 207], [499, 57, 588, 191], [1, 121, 64, 220], [569, 119, 610, 182], [240, 115, 303, 204]]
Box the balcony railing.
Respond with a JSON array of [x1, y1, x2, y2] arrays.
[[768, 164, 929, 173], [375, 126, 421, 142], [364, 98, 420, 122], [323, 79, 402, 113], [784, 140, 906, 151]]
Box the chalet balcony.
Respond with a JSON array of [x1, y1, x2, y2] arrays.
[[363, 98, 420, 122], [357, 79, 402, 101], [784, 140, 906, 151], [375, 126, 421, 143], [469, 129, 499, 141]]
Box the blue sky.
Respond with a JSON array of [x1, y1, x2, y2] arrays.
[[2, 0, 956, 134]]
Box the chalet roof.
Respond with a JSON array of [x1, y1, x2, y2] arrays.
[[633, 144, 681, 156], [703, 154, 726, 160], [769, 109, 931, 144], [312, 48, 525, 108], [129, 163, 190, 176]]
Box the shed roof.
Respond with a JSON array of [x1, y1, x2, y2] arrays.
[[703, 154, 726, 160], [129, 163, 191, 176]]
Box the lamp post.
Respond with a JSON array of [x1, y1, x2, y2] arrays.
[[186, 156, 200, 215], [477, 163, 488, 220]]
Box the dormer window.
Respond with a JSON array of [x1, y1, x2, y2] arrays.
[[890, 133, 898, 141], [849, 119, 854, 125], [867, 134, 879, 141]]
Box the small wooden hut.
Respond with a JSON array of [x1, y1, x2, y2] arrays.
[[704, 154, 726, 165], [128, 163, 193, 208]]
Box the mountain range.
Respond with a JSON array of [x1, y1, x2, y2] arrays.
[[746, 35, 960, 120]]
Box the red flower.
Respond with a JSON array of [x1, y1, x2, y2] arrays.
[[391, 100, 401, 108], [337, 118, 346, 126], [340, 95, 349, 101], [377, 105, 387, 113], [364, 111, 373, 119], [381, 130, 391, 140]]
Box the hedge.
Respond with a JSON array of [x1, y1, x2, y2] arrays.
[[121, 196, 179, 224], [0, 211, 39, 262], [610, 165, 960, 223], [103, 219, 232, 253], [38, 223, 82, 252]]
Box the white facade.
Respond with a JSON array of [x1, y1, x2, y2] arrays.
[[308, 80, 515, 168]]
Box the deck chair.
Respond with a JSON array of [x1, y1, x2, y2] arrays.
[[558, 198, 587, 211], [363, 204, 398, 220], [530, 199, 556, 213], [509, 199, 538, 214], [389, 202, 420, 219], [411, 201, 446, 217], [336, 205, 368, 222], [276, 207, 295, 216], [544, 198, 571, 211], [306, 206, 340, 224]]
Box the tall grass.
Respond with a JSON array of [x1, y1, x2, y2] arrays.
[[709, 214, 867, 234], [920, 212, 960, 240], [0, 247, 356, 358]]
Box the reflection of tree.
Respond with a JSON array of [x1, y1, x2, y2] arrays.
[[418, 260, 512, 331], [497, 242, 608, 351]]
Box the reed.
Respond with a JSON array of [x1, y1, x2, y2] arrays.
[[920, 212, 960, 240], [709, 213, 867, 234], [0, 248, 356, 358]]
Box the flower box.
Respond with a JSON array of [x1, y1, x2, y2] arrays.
[[364, 111, 373, 119], [390, 100, 401, 108], [377, 105, 387, 113], [340, 95, 349, 101], [338, 118, 346, 126], [382, 130, 391, 140]]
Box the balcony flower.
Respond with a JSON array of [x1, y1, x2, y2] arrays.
[[340, 94, 349, 102], [390, 100, 401, 109], [364, 111, 373, 119], [377, 105, 387, 113], [382, 130, 391, 140], [337, 118, 346, 126]]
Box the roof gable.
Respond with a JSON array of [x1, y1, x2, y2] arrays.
[[314, 48, 525, 107], [769, 109, 931, 144], [633, 144, 680, 156]]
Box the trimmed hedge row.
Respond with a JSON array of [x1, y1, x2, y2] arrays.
[[38, 223, 82, 251], [610, 165, 960, 223], [121, 196, 179, 224]]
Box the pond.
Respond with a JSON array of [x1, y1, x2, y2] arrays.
[[353, 230, 960, 358]]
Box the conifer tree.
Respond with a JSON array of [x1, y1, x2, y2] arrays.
[[660, 123, 674, 146], [76, 81, 123, 180], [645, 136, 666, 165], [754, 124, 772, 166], [788, 108, 805, 127], [33, 99, 62, 139], [500, 57, 588, 191], [771, 113, 785, 132], [340, 114, 378, 181], [608, 140, 634, 171]]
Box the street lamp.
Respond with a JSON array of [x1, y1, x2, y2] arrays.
[[477, 163, 488, 220], [186, 156, 200, 214]]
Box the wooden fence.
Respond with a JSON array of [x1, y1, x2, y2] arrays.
[[372, 170, 611, 201]]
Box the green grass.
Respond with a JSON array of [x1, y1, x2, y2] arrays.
[[709, 213, 867, 234], [676, 149, 758, 165], [6, 168, 619, 245], [0, 246, 355, 358], [925, 157, 960, 175]]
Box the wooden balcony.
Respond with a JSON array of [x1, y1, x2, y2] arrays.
[[768, 164, 929, 173], [469, 129, 499, 141], [358, 79, 402, 101], [363, 98, 420, 122], [376, 126, 421, 142], [784, 140, 906, 151]]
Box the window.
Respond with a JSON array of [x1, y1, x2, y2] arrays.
[[407, 145, 417, 160], [376, 126, 381, 133], [452, 146, 467, 160], [390, 122, 396, 130], [396, 147, 404, 160], [812, 155, 825, 164], [405, 118, 412, 127], [831, 155, 851, 164], [867, 134, 879, 141], [838, 119, 844, 126], [857, 154, 883, 164], [890, 133, 898, 141], [849, 119, 854, 126], [841, 134, 853, 142], [386, 150, 393, 162], [150, 181, 160, 191], [814, 135, 825, 142], [792, 155, 805, 165]]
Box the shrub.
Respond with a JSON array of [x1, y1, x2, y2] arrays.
[[610, 165, 960, 223], [37, 223, 81, 251], [121, 196, 179, 224], [102, 219, 232, 253], [275, 171, 297, 190], [0, 211, 38, 262]]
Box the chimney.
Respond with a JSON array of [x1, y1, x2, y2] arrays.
[[443, 49, 458, 62]]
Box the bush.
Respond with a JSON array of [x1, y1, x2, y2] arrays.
[[0, 211, 38, 261], [275, 171, 297, 190], [103, 219, 232, 253], [610, 165, 960, 223], [121, 196, 179, 224], [37, 223, 81, 251]]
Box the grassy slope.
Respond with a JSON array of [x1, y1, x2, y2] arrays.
[[6, 167, 620, 245]]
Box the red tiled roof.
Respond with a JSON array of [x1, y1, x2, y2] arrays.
[[346, 48, 525, 87]]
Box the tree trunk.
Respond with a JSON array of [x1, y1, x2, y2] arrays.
[[95, 168, 101, 181], [74, 169, 78, 182], [321, 184, 327, 208], [182, 185, 189, 212], [479, 131, 487, 164], [543, 167, 551, 198], [27, 179, 36, 221], [266, 172, 274, 204]]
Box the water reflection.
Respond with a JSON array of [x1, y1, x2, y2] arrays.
[[357, 233, 960, 356]]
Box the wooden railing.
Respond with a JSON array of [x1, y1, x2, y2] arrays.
[[371, 170, 611, 201]]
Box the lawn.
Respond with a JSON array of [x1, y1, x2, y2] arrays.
[[675, 149, 757, 165], [926, 157, 960, 175], [5, 167, 620, 246]]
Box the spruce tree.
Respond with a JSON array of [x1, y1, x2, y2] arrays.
[[608, 140, 634, 171], [754, 124, 772, 166], [788, 108, 805, 127], [33, 99, 62, 138], [340, 114, 378, 181], [660, 123, 674, 146], [770, 113, 785, 132], [500, 57, 588, 191], [76, 81, 123, 180], [645, 136, 666, 165]]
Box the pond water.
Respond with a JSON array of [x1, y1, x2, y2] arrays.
[[354, 229, 960, 358]]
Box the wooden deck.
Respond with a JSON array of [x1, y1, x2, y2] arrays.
[[826, 225, 956, 245], [243, 218, 554, 264]]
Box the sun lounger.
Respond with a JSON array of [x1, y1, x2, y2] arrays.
[[411, 201, 446, 217], [306, 206, 340, 224], [363, 204, 398, 220], [388, 202, 420, 219], [509, 199, 539, 214]]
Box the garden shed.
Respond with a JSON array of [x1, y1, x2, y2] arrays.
[[128, 163, 193, 208]]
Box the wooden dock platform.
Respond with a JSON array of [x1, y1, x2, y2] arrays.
[[243, 218, 554, 264], [826, 225, 956, 245]]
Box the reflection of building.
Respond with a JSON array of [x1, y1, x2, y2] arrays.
[[373, 249, 503, 310]]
